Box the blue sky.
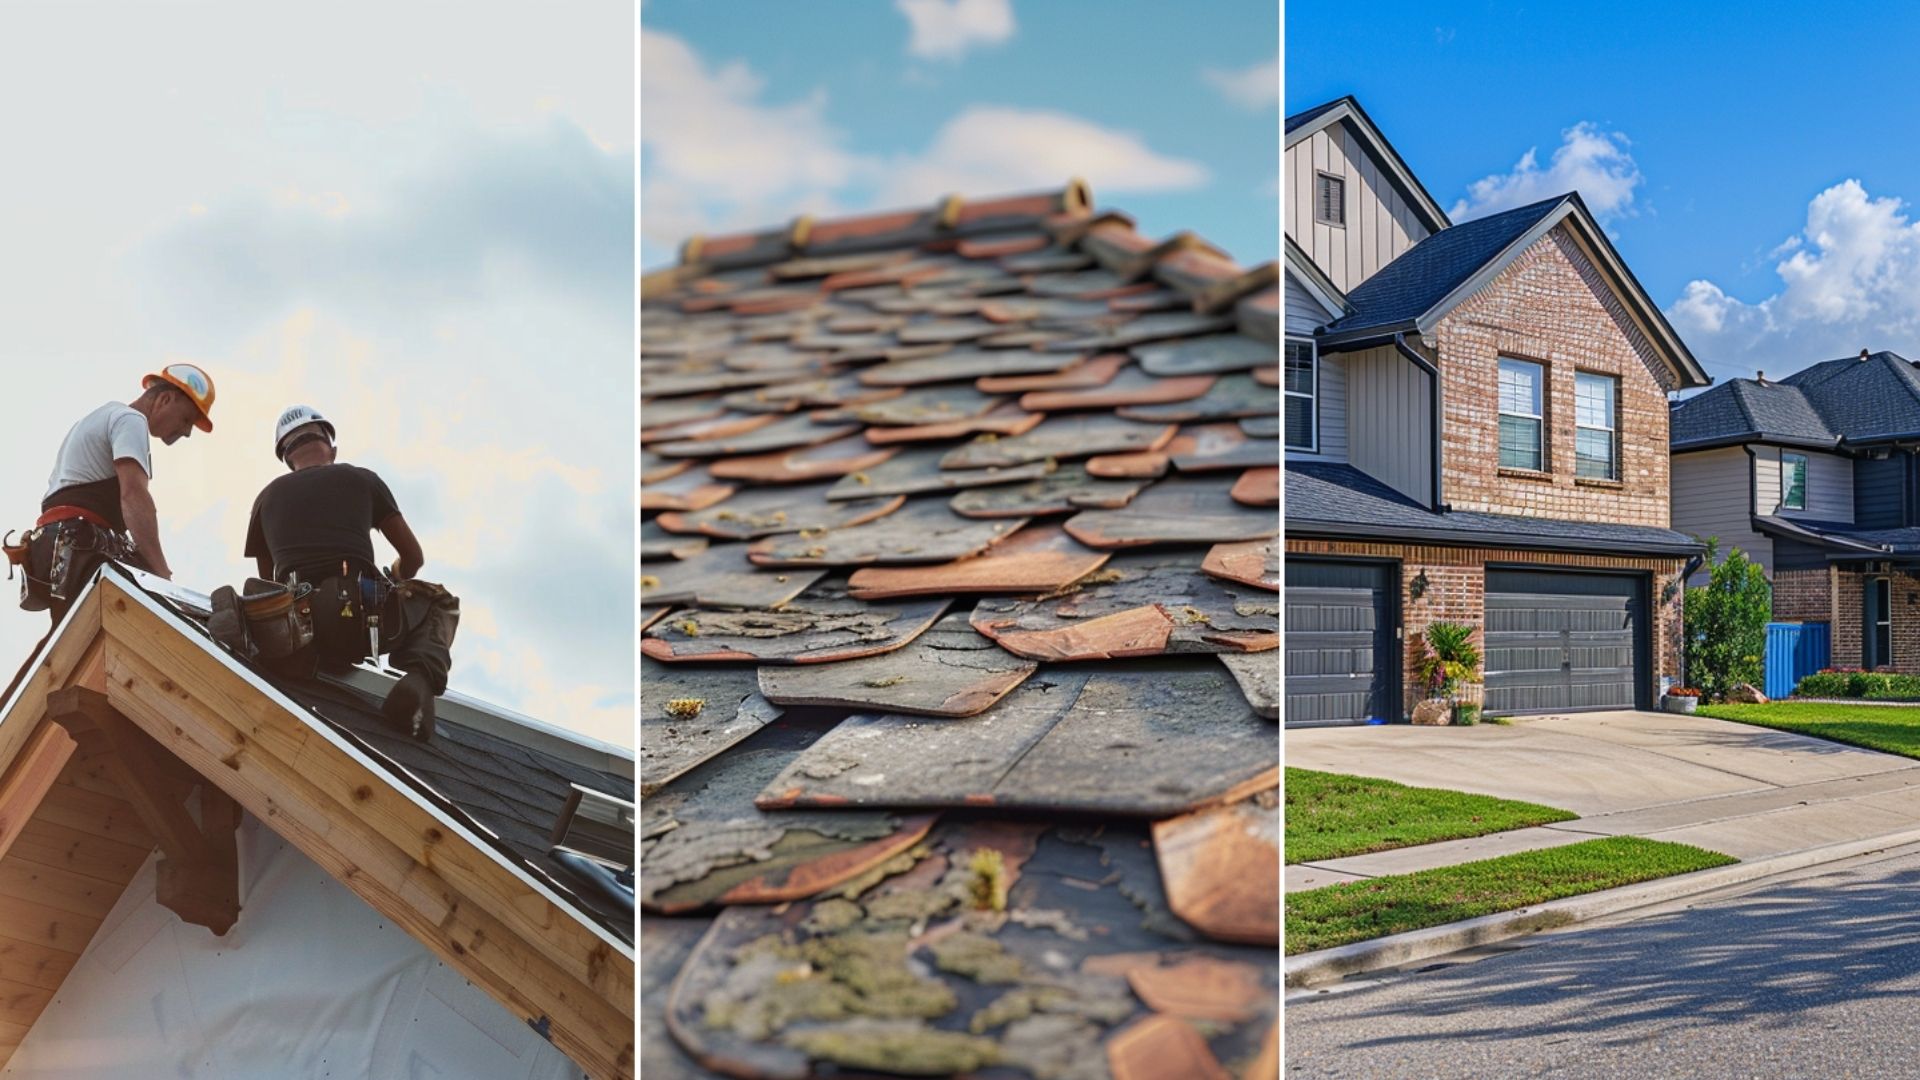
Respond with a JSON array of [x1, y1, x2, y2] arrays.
[[1287, 0, 1920, 388], [641, 0, 1278, 272]]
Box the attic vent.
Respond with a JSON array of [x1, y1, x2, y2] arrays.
[[1315, 172, 1346, 227]]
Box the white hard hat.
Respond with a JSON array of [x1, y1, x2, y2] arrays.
[[273, 405, 337, 463]]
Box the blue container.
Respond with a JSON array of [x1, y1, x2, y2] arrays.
[[1764, 622, 1831, 699]]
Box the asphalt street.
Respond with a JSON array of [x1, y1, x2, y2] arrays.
[[1286, 844, 1920, 1078]]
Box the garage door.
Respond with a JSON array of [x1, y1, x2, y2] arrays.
[[1285, 561, 1396, 725], [1484, 569, 1645, 714]]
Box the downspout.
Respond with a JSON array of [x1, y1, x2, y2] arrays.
[[1393, 332, 1446, 512]]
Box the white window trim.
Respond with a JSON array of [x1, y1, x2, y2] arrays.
[[1314, 171, 1346, 228], [1781, 451, 1808, 511], [1498, 357, 1545, 471], [1574, 371, 1618, 480], [1285, 337, 1318, 453]]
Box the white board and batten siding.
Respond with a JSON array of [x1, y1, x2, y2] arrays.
[[1753, 445, 1853, 520], [1344, 345, 1431, 505], [1671, 447, 1771, 581], [1285, 119, 1434, 293]]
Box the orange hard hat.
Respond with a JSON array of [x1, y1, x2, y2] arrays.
[[142, 363, 215, 432]]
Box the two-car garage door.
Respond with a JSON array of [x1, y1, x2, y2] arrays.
[[1285, 561, 1648, 723]]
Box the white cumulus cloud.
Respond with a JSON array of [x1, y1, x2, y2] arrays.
[[639, 29, 1209, 268], [1451, 122, 1642, 223], [878, 106, 1209, 206], [1204, 55, 1278, 110], [896, 0, 1015, 61], [1666, 180, 1920, 381]]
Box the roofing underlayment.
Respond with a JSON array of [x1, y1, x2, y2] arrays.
[[0, 565, 636, 1078], [641, 185, 1281, 1078]]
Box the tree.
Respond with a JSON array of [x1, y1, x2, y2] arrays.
[[1684, 539, 1771, 701]]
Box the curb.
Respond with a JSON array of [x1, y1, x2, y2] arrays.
[[1285, 824, 1920, 988]]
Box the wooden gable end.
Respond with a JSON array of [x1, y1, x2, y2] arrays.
[[1285, 116, 1439, 294], [0, 577, 635, 1079]]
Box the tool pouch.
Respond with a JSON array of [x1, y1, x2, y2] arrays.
[[239, 578, 315, 659], [12, 528, 47, 612]]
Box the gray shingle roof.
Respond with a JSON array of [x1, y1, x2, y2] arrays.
[[1284, 97, 1346, 134], [1754, 515, 1920, 555], [1673, 351, 1920, 447], [1285, 460, 1703, 555], [1321, 196, 1567, 338], [1670, 378, 1837, 448]]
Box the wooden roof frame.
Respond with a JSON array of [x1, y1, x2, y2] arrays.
[[0, 568, 635, 1079]]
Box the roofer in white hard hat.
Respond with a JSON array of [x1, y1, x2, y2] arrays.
[[6, 363, 216, 625], [205, 406, 460, 742]]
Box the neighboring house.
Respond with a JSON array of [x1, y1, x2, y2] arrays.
[[1670, 350, 1920, 671], [1284, 97, 1713, 725], [0, 566, 635, 1079]]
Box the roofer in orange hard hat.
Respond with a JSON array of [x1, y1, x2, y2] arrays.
[[204, 405, 460, 743], [5, 363, 215, 625]]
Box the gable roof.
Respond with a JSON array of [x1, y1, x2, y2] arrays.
[[1672, 350, 1920, 449], [1318, 192, 1712, 389], [0, 566, 635, 1079], [1284, 95, 1451, 234]]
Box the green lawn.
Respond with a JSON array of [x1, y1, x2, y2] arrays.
[[1698, 702, 1920, 759], [1285, 767, 1578, 864], [1285, 837, 1736, 955]]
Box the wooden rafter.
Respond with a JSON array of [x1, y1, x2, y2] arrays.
[[45, 687, 240, 935], [94, 579, 635, 1079], [0, 724, 77, 865]]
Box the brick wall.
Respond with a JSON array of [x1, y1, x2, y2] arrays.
[[1828, 569, 1920, 672], [1772, 568, 1833, 624], [1288, 538, 1686, 718], [1430, 225, 1674, 528]]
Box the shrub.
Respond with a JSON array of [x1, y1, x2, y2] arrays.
[[1453, 702, 1482, 725], [1415, 621, 1482, 703], [1793, 672, 1852, 698], [1866, 674, 1920, 700], [1683, 540, 1770, 701]]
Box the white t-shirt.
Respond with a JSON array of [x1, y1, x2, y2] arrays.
[[44, 402, 152, 499]]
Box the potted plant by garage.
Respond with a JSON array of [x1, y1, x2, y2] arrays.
[[1414, 621, 1483, 725], [1663, 686, 1701, 714]]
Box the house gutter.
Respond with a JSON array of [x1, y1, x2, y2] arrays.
[[1393, 331, 1447, 513]]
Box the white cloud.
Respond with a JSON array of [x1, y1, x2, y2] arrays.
[[879, 106, 1209, 206], [639, 27, 868, 262], [896, 0, 1015, 61], [639, 29, 1208, 267], [1666, 180, 1920, 380], [1204, 55, 1278, 110], [1451, 122, 1642, 223]]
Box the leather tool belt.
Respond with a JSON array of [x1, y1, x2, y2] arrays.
[[13, 507, 136, 612]]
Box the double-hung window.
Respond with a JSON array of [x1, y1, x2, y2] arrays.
[[1285, 338, 1317, 451], [1498, 358, 1544, 470], [1574, 372, 1618, 480], [1782, 452, 1808, 511]]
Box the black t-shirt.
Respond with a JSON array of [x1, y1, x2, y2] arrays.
[[245, 464, 400, 584]]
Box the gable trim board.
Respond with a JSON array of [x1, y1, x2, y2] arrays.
[[0, 567, 635, 1080], [1284, 237, 1350, 323], [1318, 196, 1711, 392], [1284, 97, 1451, 235]]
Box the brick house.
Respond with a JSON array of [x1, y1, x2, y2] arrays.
[[1669, 350, 1920, 672], [1284, 97, 1711, 725]]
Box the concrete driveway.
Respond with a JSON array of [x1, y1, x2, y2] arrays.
[[1287, 709, 1920, 891]]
